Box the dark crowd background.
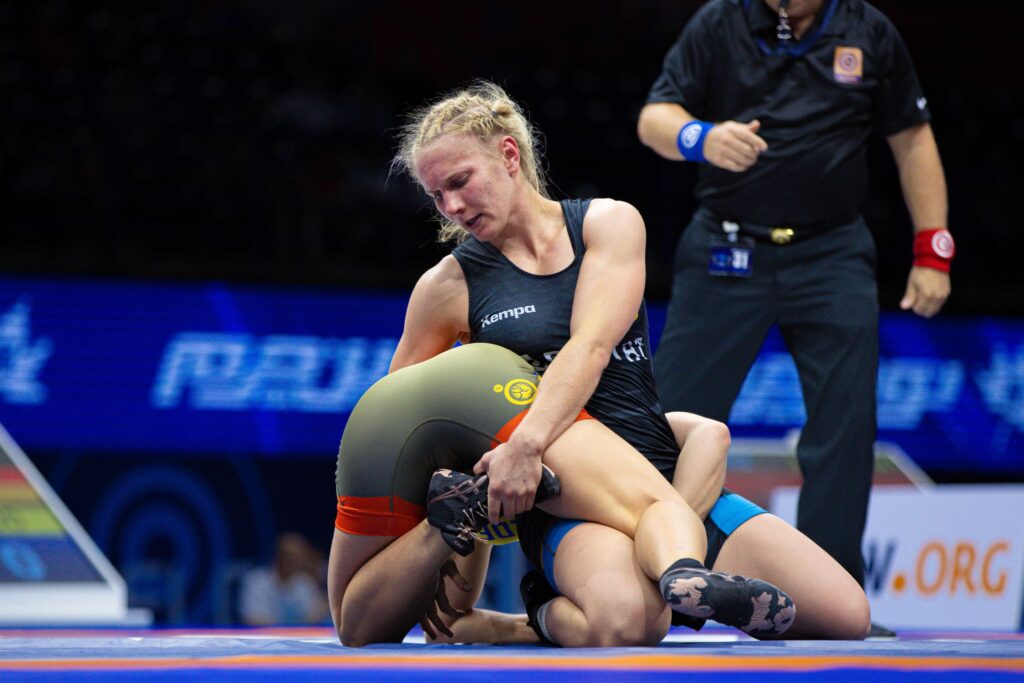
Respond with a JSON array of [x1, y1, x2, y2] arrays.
[[2, 0, 1021, 313], [2, 1, 1022, 626]]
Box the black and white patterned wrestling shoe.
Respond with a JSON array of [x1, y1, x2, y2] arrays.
[[426, 465, 560, 556], [660, 560, 796, 637]]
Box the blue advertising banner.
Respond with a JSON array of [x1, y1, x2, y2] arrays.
[[0, 276, 406, 457], [2, 276, 1022, 472]]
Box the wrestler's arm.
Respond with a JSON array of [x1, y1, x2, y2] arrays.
[[426, 608, 538, 645], [504, 198, 647, 466], [665, 412, 729, 520], [328, 523, 455, 646], [474, 198, 647, 522], [390, 255, 469, 371], [327, 510, 513, 645]]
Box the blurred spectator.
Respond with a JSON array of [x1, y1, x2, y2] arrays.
[[238, 531, 329, 626]]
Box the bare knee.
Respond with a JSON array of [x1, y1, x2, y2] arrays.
[[837, 589, 872, 640], [583, 604, 668, 647], [337, 606, 411, 647], [338, 624, 367, 648], [339, 622, 406, 647], [691, 419, 731, 453], [798, 585, 871, 640], [338, 620, 372, 647]]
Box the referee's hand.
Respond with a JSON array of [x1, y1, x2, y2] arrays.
[[704, 119, 768, 172], [901, 266, 951, 318]]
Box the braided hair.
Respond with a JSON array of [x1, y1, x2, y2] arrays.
[[393, 81, 549, 243]]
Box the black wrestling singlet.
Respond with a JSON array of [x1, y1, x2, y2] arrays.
[[452, 199, 679, 475]]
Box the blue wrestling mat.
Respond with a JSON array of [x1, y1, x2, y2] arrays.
[[1, 627, 1022, 682]]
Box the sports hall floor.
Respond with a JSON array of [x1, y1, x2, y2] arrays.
[[1, 625, 1021, 681]]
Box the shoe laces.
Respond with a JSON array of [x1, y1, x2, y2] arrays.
[[435, 472, 492, 538], [457, 499, 490, 538]]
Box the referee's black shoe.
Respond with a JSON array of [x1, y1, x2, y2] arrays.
[[426, 465, 561, 556]]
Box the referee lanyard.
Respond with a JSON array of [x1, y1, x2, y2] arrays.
[[743, 0, 840, 57]]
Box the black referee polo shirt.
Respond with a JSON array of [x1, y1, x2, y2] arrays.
[[647, 0, 931, 226]]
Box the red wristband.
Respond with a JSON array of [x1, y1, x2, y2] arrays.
[[913, 229, 955, 273]]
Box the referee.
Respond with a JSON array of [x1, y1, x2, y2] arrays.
[[637, 0, 952, 637]]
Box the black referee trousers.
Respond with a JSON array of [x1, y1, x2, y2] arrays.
[[654, 207, 879, 586]]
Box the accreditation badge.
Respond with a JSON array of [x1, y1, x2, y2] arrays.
[[708, 236, 754, 278], [834, 46, 863, 84]]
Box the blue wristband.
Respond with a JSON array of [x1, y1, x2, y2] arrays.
[[676, 121, 713, 163]]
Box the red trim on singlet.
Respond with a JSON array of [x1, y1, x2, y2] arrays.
[[335, 409, 593, 537], [489, 408, 593, 449], [334, 495, 425, 537]]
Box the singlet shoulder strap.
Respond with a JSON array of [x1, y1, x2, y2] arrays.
[[451, 233, 495, 270], [560, 198, 593, 255]]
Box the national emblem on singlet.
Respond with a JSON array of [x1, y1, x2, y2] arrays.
[[494, 379, 537, 406]]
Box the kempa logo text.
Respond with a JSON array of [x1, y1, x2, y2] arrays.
[[479, 305, 537, 329]]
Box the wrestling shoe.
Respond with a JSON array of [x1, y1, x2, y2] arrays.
[[660, 560, 796, 637], [520, 569, 559, 645], [670, 610, 707, 631], [426, 465, 561, 556]]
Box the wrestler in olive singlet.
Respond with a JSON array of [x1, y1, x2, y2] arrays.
[[334, 343, 542, 537]]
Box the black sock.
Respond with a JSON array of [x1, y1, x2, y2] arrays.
[[663, 558, 706, 574], [534, 600, 557, 645], [521, 570, 559, 645]]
